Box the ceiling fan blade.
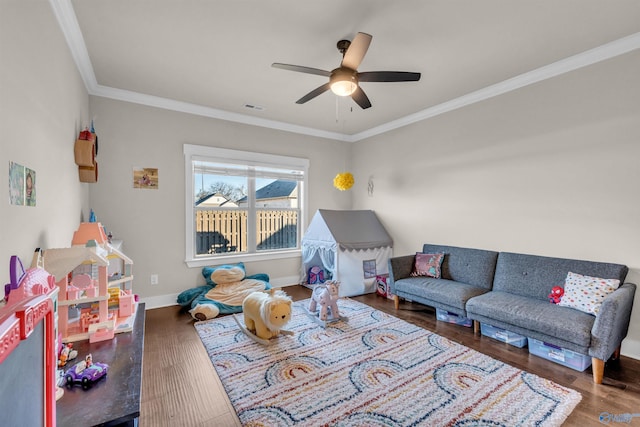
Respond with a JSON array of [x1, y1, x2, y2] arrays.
[[351, 86, 372, 109], [341, 32, 372, 70], [296, 82, 332, 104], [272, 63, 331, 77], [358, 71, 421, 82]]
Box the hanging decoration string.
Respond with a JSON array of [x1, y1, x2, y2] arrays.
[[332, 97, 354, 191], [334, 172, 354, 191]]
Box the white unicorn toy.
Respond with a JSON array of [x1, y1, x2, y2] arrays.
[[308, 281, 345, 325]]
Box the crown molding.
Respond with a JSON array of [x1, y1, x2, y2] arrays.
[[49, 0, 98, 91], [91, 84, 353, 142], [50, 0, 640, 143], [351, 32, 640, 142]]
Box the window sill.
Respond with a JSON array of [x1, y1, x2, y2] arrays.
[[185, 249, 301, 268]]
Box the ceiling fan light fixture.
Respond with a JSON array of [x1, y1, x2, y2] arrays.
[[330, 69, 358, 96], [331, 80, 357, 96], [272, 32, 419, 109]]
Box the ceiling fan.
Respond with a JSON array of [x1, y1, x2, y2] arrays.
[[272, 32, 421, 109]]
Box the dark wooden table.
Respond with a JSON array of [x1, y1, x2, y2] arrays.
[[56, 303, 145, 427]]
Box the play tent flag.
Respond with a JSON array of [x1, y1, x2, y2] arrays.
[[301, 209, 393, 296]]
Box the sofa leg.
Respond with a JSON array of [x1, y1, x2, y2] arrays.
[[592, 358, 605, 384], [473, 320, 480, 335], [393, 295, 400, 310], [613, 346, 621, 360]]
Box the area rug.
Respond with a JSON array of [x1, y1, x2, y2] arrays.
[[195, 298, 581, 426]]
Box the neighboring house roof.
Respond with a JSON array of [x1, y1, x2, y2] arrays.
[[195, 193, 237, 207], [237, 180, 297, 203]]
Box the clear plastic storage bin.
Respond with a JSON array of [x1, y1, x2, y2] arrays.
[[527, 338, 591, 371], [436, 308, 472, 327], [481, 323, 527, 348]]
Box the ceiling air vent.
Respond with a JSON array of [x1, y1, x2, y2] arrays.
[[243, 104, 265, 111]]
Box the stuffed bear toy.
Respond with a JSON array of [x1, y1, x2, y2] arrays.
[[242, 289, 292, 340], [177, 262, 270, 321]]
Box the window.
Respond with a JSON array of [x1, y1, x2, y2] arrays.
[[184, 144, 308, 267], [363, 260, 377, 279]]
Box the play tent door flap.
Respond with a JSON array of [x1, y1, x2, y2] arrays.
[[301, 209, 393, 297]]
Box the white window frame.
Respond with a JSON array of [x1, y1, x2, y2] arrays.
[[184, 144, 309, 268]]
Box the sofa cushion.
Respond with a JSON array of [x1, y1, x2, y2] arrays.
[[422, 244, 498, 290], [466, 291, 595, 348], [395, 277, 489, 311], [411, 252, 444, 278], [492, 252, 628, 301], [559, 271, 620, 315]]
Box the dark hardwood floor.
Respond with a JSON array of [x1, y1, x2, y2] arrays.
[[141, 285, 640, 426]]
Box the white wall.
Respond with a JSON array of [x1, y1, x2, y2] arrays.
[[0, 0, 90, 281], [351, 51, 640, 359], [87, 96, 351, 307]]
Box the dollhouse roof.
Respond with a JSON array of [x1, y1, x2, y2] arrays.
[[43, 246, 108, 282], [72, 222, 108, 245]]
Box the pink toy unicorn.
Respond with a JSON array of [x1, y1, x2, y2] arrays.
[[309, 281, 341, 321]]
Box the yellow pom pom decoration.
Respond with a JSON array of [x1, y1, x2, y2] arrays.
[[333, 172, 354, 191]]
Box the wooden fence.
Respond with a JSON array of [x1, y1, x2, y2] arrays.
[[196, 209, 298, 254]]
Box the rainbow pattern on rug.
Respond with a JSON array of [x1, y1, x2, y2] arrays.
[[195, 298, 581, 426]]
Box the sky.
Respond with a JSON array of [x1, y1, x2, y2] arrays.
[[194, 173, 274, 196]]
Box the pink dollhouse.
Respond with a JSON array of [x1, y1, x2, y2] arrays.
[[43, 222, 135, 343]]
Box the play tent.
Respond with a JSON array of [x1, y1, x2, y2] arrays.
[[301, 209, 393, 297]]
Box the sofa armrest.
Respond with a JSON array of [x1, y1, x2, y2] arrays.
[[590, 282, 637, 360], [388, 255, 415, 294]]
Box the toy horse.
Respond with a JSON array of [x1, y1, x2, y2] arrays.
[[308, 281, 341, 322]]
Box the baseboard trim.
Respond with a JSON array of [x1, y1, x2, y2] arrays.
[[269, 275, 301, 288], [621, 338, 640, 361], [139, 276, 301, 310], [139, 293, 181, 310]]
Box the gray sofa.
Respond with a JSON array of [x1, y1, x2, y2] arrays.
[[389, 244, 498, 317], [388, 244, 637, 384]]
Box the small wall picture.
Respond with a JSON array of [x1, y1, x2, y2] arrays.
[[25, 167, 36, 206], [9, 161, 24, 205], [9, 162, 37, 206], [133, 167, 158, 189]]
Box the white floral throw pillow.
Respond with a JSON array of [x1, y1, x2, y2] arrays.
[[558, 271, 620, 315]]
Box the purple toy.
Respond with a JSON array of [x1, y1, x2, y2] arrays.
[[4, 256, 25, 301], [64, 354, 108, 390], [307, 265, 325, 285], [309, 281, 341, 321]]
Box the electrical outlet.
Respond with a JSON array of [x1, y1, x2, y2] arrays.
[[150, 274, 158, 285]]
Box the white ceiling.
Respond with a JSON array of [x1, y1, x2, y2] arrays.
[[53, 0, 640, 141]]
